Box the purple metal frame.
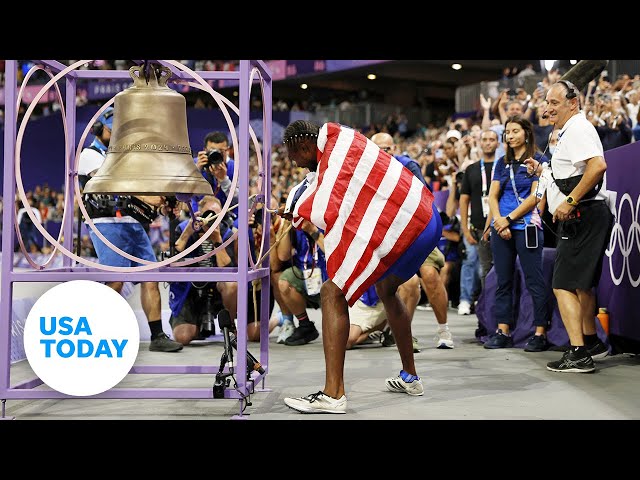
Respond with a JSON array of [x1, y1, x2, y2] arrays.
[[0, 60, 273, 418]]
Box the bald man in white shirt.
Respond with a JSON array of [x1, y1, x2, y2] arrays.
[[526, 80, 614, 374]]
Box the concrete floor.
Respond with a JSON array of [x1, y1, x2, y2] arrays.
[[4, 298, 640, 420]]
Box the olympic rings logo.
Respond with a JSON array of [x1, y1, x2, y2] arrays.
[[605, 192, 640, 287]]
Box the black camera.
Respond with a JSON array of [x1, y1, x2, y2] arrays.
[[195, 283, 223, 337], [250, 208, 264, 228], [205, 149, 225, 168], [221, 210, 236, 230], [199, 209, 217, 224]]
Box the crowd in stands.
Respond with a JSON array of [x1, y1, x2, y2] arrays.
[[5, 63, 640, 352], [1, 60, 323, 120]]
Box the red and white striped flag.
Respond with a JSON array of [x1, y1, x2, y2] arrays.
[[290, 122, 434, 306]]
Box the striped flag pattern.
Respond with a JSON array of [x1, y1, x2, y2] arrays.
[[291, 123, 434, 306]]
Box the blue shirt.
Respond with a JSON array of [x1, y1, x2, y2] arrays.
[[190, 158, 236, 213], [437, 220, 461, 262], [491, 152, 547, 230], [359, 285, 379, 307], [168, 220, 235, 317], [290, 230, 329, 282]]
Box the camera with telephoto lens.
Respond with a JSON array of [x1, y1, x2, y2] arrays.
[[195, 283, 223, 337], [205, 149, 225, 168]]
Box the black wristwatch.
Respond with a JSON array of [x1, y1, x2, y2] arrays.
[[505, 215, 513, 224]]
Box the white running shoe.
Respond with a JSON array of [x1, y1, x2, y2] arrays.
[[457, 300, 471, 315], [385, 373, 424, 396], [435, 329, 455, 349], [277, 321, 295, 344], [416, 304, 431, 311], [284, 391, 347, 414]]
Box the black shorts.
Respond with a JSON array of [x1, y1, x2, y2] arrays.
[[553, 201, 613, 290]]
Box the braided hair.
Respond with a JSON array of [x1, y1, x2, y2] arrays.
[[282, 120, 320, 148]]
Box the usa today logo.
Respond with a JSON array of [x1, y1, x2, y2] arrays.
[[23, 280, 139, 396]]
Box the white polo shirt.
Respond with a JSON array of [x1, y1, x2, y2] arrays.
[[77, 147, 105, 178], [78, 146, 137, 224], [542, 112, 610, 214]]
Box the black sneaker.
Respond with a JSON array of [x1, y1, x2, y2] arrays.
[[379, 328, 417, 351], [546, 349, 595, 373], [587, 339, 609, 360], [483, 329, 514, 349], [149, 332, 183, 352], [475, 324, 488, 340], [284, 322, 319, 346], [524, 334, 550, 352], [381, 327, 396, 347]]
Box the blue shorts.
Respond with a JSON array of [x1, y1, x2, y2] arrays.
[[89, 222, 157, 267], [381, 203, 442, 282]]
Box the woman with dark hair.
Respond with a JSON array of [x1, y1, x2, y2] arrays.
[[484, 116, 551, 352]]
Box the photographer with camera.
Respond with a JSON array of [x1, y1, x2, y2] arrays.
[[78, 107, 183, 353], [168, 195, 236, 345], [193, 131, 238, 211]]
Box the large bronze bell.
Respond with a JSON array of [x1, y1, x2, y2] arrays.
[[83, 65, 213, 196]]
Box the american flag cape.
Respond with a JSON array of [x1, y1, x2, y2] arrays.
[[289, 122, 435, 306]]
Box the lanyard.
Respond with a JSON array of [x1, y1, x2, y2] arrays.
[[508, 163, 525, 204], [480, 158, 496, 197], [508, 163, 532, 226], [302, 236, 318, 270]]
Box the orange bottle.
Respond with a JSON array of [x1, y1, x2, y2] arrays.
[[597, 308, 609, 336]]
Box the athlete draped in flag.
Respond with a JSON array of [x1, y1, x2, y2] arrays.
[[279, 120, 442, 414]]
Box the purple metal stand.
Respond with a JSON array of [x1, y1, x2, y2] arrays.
[[0, 60, 273, 419]]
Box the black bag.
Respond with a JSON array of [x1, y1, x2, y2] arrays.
[[554, 174, 602, 200]]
